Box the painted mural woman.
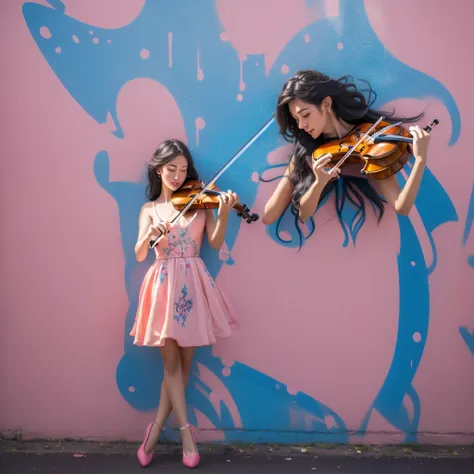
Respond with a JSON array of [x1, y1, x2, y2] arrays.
[[262, 69, 432, 228], [131, 139, 239, 468], [211, 68, 440, 439]]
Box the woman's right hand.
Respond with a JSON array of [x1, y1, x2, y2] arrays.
[[309, 153, 341, 184], [147, 221, 170, 239]]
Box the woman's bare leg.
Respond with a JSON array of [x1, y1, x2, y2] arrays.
[[177, 346, 197, 455], [144, 343, 196, 454]]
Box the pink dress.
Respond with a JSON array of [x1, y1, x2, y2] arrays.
[[130, 208, 238, 347]]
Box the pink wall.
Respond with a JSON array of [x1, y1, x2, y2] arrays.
[[1, 0, 473, 444]]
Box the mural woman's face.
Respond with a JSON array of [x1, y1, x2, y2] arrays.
[[288, 97, 331, 139]]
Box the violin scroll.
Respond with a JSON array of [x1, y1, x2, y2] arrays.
[[424, 118, 439, 133], [235, 203, 259, 223]]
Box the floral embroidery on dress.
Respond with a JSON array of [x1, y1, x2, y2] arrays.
[[202, 266, 216, 288], [174, 284, 193, 327], [178, 259, 192, 276], [162, 227, 199, 258], [159, 261, 168, 283]]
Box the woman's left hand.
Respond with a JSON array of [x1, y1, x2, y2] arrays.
[[409, 125, 431, 163], [217, 190, 239, 217]]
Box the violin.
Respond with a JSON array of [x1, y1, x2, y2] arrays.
[[312, 118, 439, 180], [171, 180, 259, 223]]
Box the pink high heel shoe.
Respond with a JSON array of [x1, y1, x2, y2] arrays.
[[180, 424, 200, 468], [137, 421, 162, 467]]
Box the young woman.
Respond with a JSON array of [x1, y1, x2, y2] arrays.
[[131, 139, 239, 468], [262, 69, 432, 228]]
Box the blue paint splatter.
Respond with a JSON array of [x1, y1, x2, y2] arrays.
[[459, 327, 474, 356], [45, 0, 65, 14], [462, 183, 474, 269], [463, 184, 474, 246], [460, 185, 474, 355]]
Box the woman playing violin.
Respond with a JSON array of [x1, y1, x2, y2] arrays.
[[262, 69, 432, 227], [132, 139, 240, 469]]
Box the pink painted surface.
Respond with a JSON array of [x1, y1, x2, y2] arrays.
[[1, 0, 473, 443], [1, 10, 133, 439], [216, 0, 314, 73], [51, 0, 146, 28], [365, 0, 474, 438], [0, 1, 186, 441], [106, 78, 187, 183]]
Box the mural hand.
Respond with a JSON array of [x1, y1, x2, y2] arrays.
[[309, 153, 341, 184], [409, 125, 431, 163]]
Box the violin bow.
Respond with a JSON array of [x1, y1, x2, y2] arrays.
[[149, 115, 275, 248]]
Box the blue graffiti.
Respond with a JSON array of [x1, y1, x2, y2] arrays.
[[459, 327, 474, 357], [462, 182, 474, 268], [45, 0, 65, 14], [22, 0, 460, 443], [460, 184, 474, 356]]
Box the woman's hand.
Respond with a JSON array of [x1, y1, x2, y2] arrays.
[[308, 153, 341, 184], [147, 220, 170, 239], [217, 190, 239, 217]]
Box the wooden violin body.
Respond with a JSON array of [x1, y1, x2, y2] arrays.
[[171, 180, 259, 223], [312, 118, 438, 180]]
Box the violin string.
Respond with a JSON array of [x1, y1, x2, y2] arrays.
[[328, 116, 383, 173], [370, 121, 403, 141]]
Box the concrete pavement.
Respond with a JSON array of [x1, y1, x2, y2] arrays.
[[2, 439, 474, 473], [2, 451, 474, 473]]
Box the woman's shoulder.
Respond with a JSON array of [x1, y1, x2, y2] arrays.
[[141, 201, 154, 211], [139, 201, 155, 216]]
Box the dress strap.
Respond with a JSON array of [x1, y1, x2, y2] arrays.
[[153, 201, 183, 223], [153, 201, 163, 221]]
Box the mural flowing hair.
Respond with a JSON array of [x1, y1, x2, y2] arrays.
[[273, 69, 424, 246], [146, 139, 199, 201]]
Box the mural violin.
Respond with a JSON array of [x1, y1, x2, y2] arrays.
[[149, 115, 275, 248], [313, 117, 439, 180]]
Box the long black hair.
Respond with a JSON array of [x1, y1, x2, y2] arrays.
[[276, 69, 423, 228], [146, 139, 199, 201]]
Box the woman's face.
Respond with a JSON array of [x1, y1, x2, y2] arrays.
[[158, 154, 189, 191]]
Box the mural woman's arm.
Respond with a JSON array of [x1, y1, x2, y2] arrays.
[[376, 125, 431, 216], [262, 158, 294, 225], [299, 154, 340, 223]]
